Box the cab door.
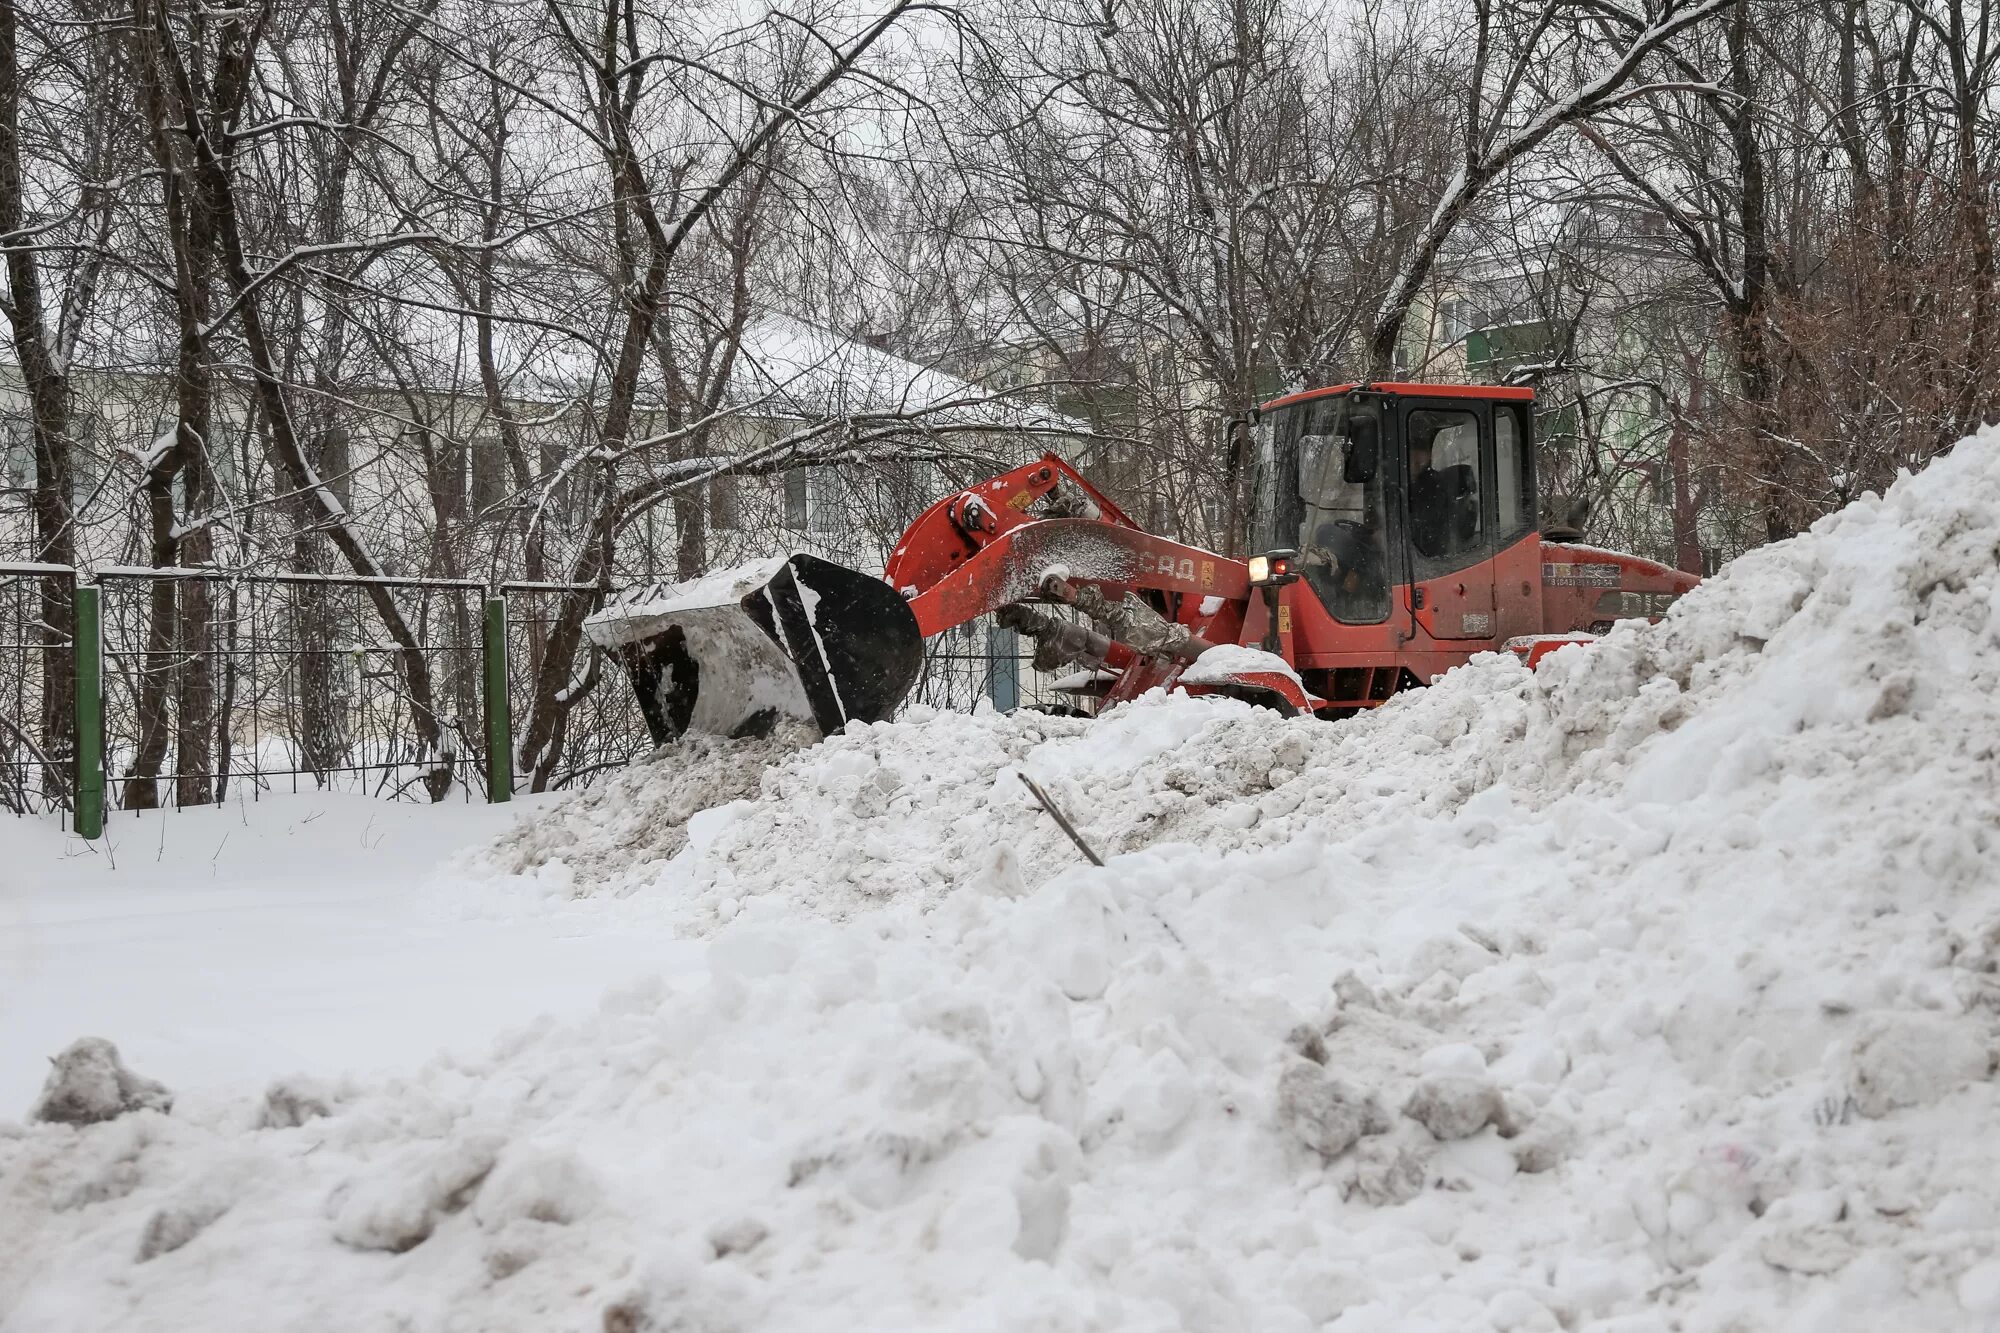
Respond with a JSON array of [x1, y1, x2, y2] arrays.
[[1489, 401, 1543, 641], [1401, 398, 1496, 641]]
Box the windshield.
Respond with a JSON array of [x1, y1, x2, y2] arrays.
[[1257, 396, 1390, 624]]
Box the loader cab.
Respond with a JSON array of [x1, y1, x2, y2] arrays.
[[1254, 382, 1540, 649]]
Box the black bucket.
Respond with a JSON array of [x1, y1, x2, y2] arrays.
[[587, 555, 924, 744]]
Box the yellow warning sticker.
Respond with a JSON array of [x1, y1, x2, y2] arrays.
[[1200, 560, 1215, 589], [1005, 490, 1035, 512], [1278, 605, 1292, 634]]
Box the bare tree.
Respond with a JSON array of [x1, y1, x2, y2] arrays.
[[0, 0, 120, 797], [1365, 0, 1741, 376], [931, 0, 1452, 551], [1577, 0, 1997, 545], [496, 0, 927, 789]]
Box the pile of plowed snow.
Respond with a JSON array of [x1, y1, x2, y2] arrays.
[[6, 430, 2000, 1332]]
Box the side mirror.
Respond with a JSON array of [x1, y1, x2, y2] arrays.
[[1342, 417, 1379, 483]]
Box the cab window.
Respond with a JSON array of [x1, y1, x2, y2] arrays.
[[1279, 398, 1390, 625], [1406, 407, 1482, 568], [1495, 404, 1532, 539]]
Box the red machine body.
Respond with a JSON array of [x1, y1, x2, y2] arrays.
[[881, 381, 1697, 717]]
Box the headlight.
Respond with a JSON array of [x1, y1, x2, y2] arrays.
[[1248, 551, 1296, 585]]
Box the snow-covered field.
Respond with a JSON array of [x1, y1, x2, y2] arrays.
[[0, 796, 696, 1153], [5, 429, 2000, 1331]]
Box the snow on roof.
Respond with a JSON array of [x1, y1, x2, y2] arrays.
[[724, 314, 1082, 432], [1, 304, 1087, 437]]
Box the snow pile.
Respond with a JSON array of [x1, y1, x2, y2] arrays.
[[6, 431, 2000, 1331], [485, 723, 815, 894]]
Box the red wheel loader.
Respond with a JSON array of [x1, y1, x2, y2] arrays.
[[585, 381, 1700, 743]]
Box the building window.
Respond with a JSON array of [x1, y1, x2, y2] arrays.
[[1440, 298, 1478, 345], [809, 469, 841, 532], [783, 469, 808, 528], [1200, 491, 1227, 543], [470, 435, 506, 514], [2, 416, 31, 492], [319, 425, 353, 510], [209, 416, 240, 492], [870, 460, 931, 533], [782, 468, 844, 532], [70, 413, 104, 509]]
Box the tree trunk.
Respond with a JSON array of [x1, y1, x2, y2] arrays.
[[136, 0, 455, 800], [1667, 412, 1705, 576], [1947, 24, 1995, 435], [292, 428, 348, 783], [0, 0, 76, 798], [1722, 5, 1786, 543], [122, 0, 234, 807], [173, 447, 214, 805], [219, 237, 457, 801]]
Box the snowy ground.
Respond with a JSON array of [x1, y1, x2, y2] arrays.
[[0, 794, 696, 1118], [4, 429, 2000, 1332]]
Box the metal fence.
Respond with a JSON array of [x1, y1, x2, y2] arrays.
[[908, 613, 1097, 718], [93, 568, 494, 808], [0, 563, 657, 831], [0, 563, 1066, 834], [0, 563, 72, 816], [502, 585, 656, 791]]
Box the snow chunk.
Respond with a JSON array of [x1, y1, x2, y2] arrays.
[[1276, 1061, 1387, 1159], [29, 1038, 172, 1126], [1403, 1070, 1506, 1141], [1839, 1013, 1991, 1119], [1959, 1260, 2000, 1314], [137, 1174, 238, 1262], [472, 1146, 602, 1228], [706, 1217, 770, 1259], [259, 1076, 341, 1129], [329, 1131, 502, 1253], [1180, 642, 1302, 685]]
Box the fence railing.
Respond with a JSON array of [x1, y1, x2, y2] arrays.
[[909, 613, 1100, 719], [0, 564, 661, 834], [1, 563, 1072, 836]]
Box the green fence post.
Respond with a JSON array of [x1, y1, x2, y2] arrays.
[[483, 594, 512, 803], [73, 582, 104, 839]]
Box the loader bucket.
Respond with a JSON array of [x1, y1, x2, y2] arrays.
[[584, 554, 924, 745]]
